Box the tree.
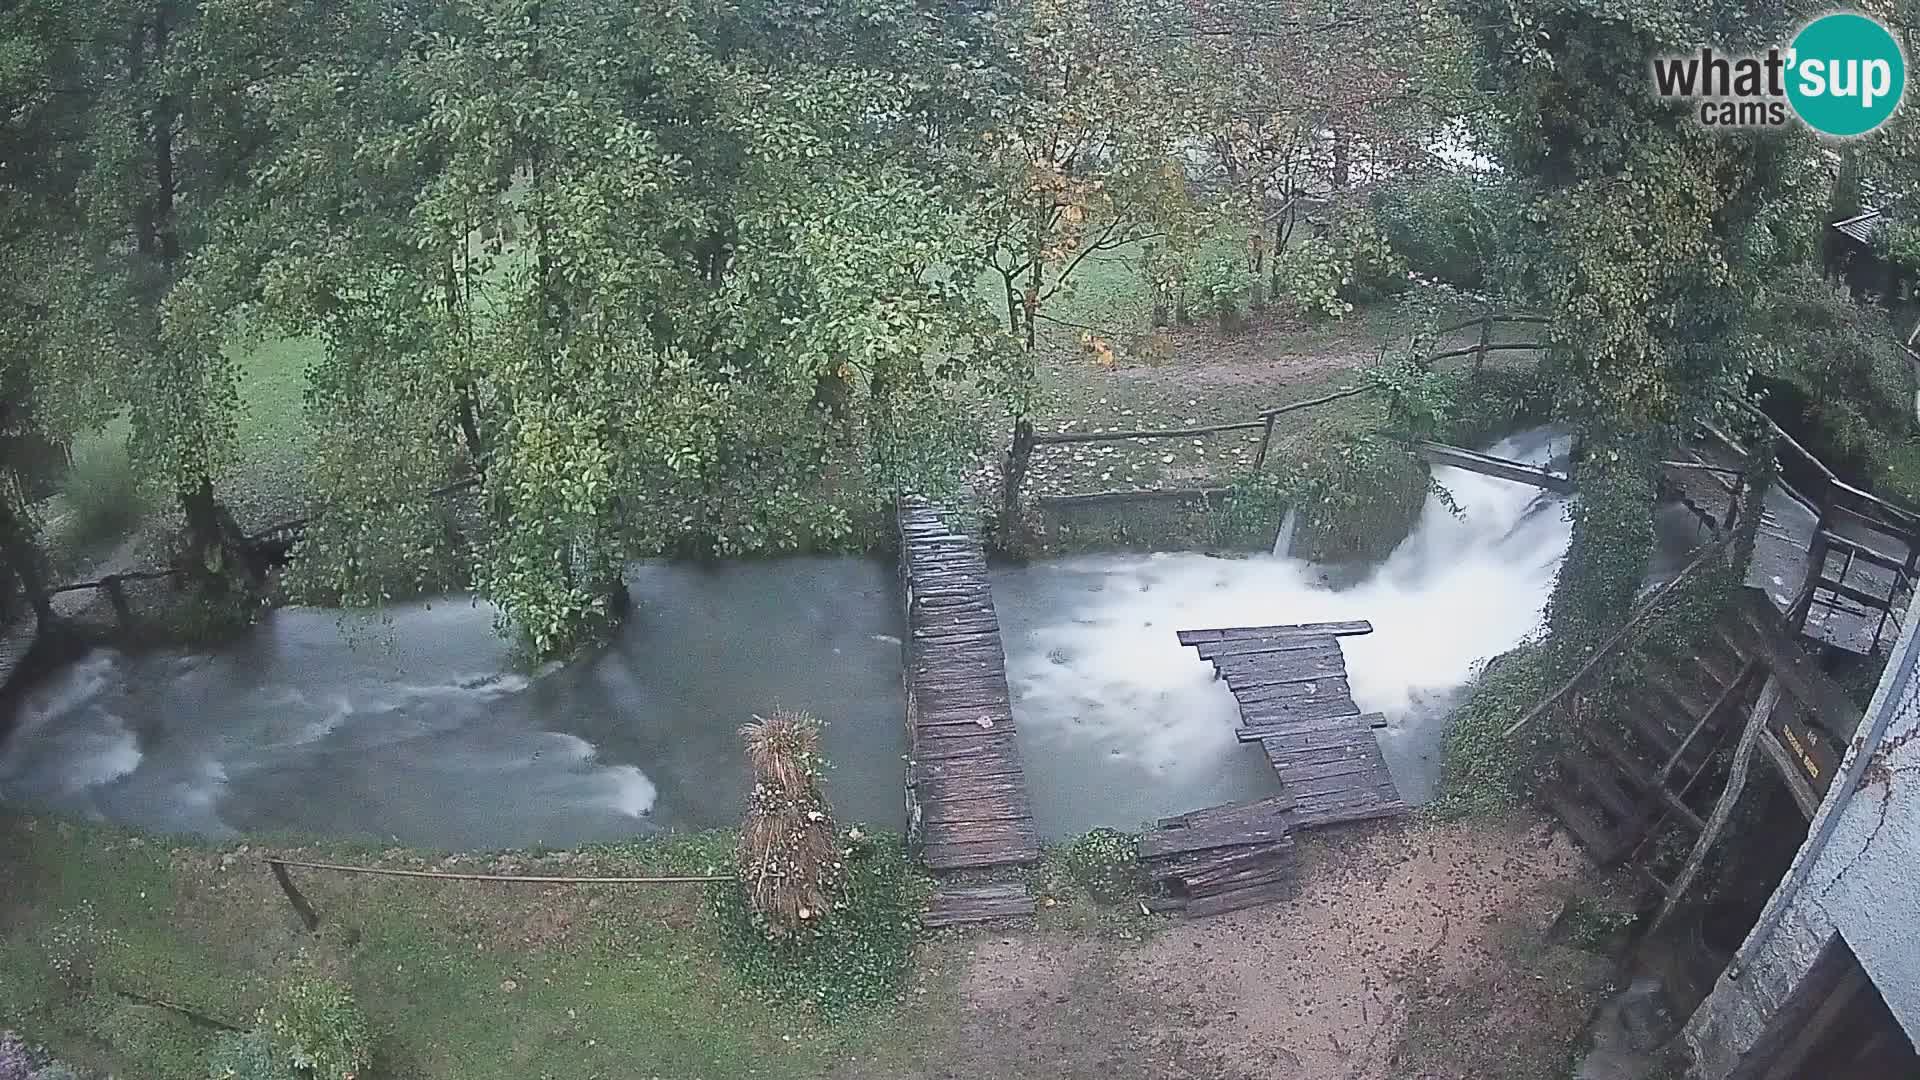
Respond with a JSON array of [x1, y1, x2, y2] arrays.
[[228, 0, 1007, 656], [1458, 0, 1821, 643]]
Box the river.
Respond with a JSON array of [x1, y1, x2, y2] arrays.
[[4, 428, 1712, 848]]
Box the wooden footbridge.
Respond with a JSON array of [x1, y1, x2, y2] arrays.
[[1140, 620, 1409, 916], [897, 498, 1041, 927]]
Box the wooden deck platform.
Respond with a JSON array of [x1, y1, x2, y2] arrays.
[[1179, 621, 1409, 831], [1140, 795, 1298, 917], [1747, 484, 1910, 655], [897, 499, 1040, 923]]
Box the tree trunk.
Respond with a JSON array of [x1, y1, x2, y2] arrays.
[[0, 483, 54, 626], [998, 418, 1034, 542]]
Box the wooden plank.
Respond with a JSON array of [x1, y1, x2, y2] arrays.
[[1542, 782, 1624, 862], [1411, 440, 1574, 494], [1236, 677, 1355, 706], [912, 756, 1025, 783], [1731, 593, 1864, 741], [1140, 817, 1291, 859], [1146, 842, 1294, 882], [1156, 794, 1297, 830], [1222, 656, 1348, 690], [922, 838, 1041, 871], [921, 817, 1037, 848], [1193, 637, 1340, 661], [1183, 878, 1298, 917], [1561, 746, 1639, 825], [918, 792, 1034, 825], [918, 773, 1030, 803], [923, 885, 1035, 928], [1236, 705, 1371, 733], [1175, 620, 1373, 645], [911, 736, 1020, 762]]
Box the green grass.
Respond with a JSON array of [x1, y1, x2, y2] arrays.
[[0, 817, 926, 1080], [43, 423, 144, 564], [221, 335, 320, 529]]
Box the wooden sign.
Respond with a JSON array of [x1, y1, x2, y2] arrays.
[[1771, 705, 1841, 797]]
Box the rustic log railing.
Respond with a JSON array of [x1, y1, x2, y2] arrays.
[[36, 473, 486, 636], [1004, 311, 1548, 517]]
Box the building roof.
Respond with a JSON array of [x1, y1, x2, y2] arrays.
[[1833, 209, 1887, 248]]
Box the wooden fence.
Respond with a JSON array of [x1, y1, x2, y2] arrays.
[[1003, 312, 1549, 518]]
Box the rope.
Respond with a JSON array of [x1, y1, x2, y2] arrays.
[[264, 857, 732, 885]]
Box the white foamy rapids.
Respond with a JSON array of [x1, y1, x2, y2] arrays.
[[1004, 430, 1573, 801], [54, 718, 145, 793], [600, 766, 659, 818]]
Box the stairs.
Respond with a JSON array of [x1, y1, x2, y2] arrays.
[[1541, 620, 1764, 865]]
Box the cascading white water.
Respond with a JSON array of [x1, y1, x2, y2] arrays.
[[993, 428, 1577, 836]]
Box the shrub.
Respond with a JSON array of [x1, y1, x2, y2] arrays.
[[1, 1033, 31, 1080], [1275, 209, 1407, 319], [1271, 434, 1431, 563], [1372, 172, 1516, 290], [737, 709, 840, 936], [261, 975, 371, 1080], [205, 1030, 294, 1080], [1062, 828, 1142, 903], [58, 435, 145, 550], [712, 828, 927, 1018], [1190, 248, 1255, 328]]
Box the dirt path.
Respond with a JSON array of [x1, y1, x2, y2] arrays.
[[847, 815, 1612, 1080]]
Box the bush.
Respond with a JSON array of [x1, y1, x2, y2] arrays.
[[1, 1033, 31, 1080], [58, 435, 145, 551], [1061, 828, 1142, 903], [261, 975, 371, 1080], [1372, 172, 1516, 290], [1271, 434, 1431, 562], [712, 828, 927, 1019], [206, 1030, 294, 1080], [1275, 209, 1407, 319], [1748, 267, 1914, 469]]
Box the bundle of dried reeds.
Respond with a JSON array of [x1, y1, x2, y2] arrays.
[[737, 709, 841, 935]]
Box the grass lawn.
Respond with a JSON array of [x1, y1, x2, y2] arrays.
[[0, 816, 927, 1080], [221, 335, 320, 531]]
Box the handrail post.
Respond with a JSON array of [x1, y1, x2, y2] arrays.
[[1253, 413, 1278, 471]]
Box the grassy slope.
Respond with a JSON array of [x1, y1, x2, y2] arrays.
[[0, 817, 911, 1080]]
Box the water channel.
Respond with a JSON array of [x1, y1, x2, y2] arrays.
[[3, 428, 1703, 849]]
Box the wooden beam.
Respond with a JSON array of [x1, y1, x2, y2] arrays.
[[1757, 729, 1823, 819], [1177, 621, 1373, 645], [1030, 419, 1268, 445], [1651, 674, 1782, 933], [1410, 441, 1574, 494], [1034, 486, 1230, 508]]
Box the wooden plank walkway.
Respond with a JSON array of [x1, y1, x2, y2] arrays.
[[1140, 795, 1298, 917], [1178, 621, 1409, 831], [897, 498, 1039, 926]]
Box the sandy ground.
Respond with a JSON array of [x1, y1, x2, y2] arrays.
[[847, 814, 1613, 1080]]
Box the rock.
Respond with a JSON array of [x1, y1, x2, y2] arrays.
[[500, 979, 519, 993]]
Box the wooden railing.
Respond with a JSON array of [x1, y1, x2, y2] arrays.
[[1738, 404, 1920, 650], [1005, 311, 1548, 515]]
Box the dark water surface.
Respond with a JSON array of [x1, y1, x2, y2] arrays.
[[0, 558, 907, 849]]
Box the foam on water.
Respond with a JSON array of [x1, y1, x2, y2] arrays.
[[995, 428, 1576, 834], [2, 556, 906, 848]]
